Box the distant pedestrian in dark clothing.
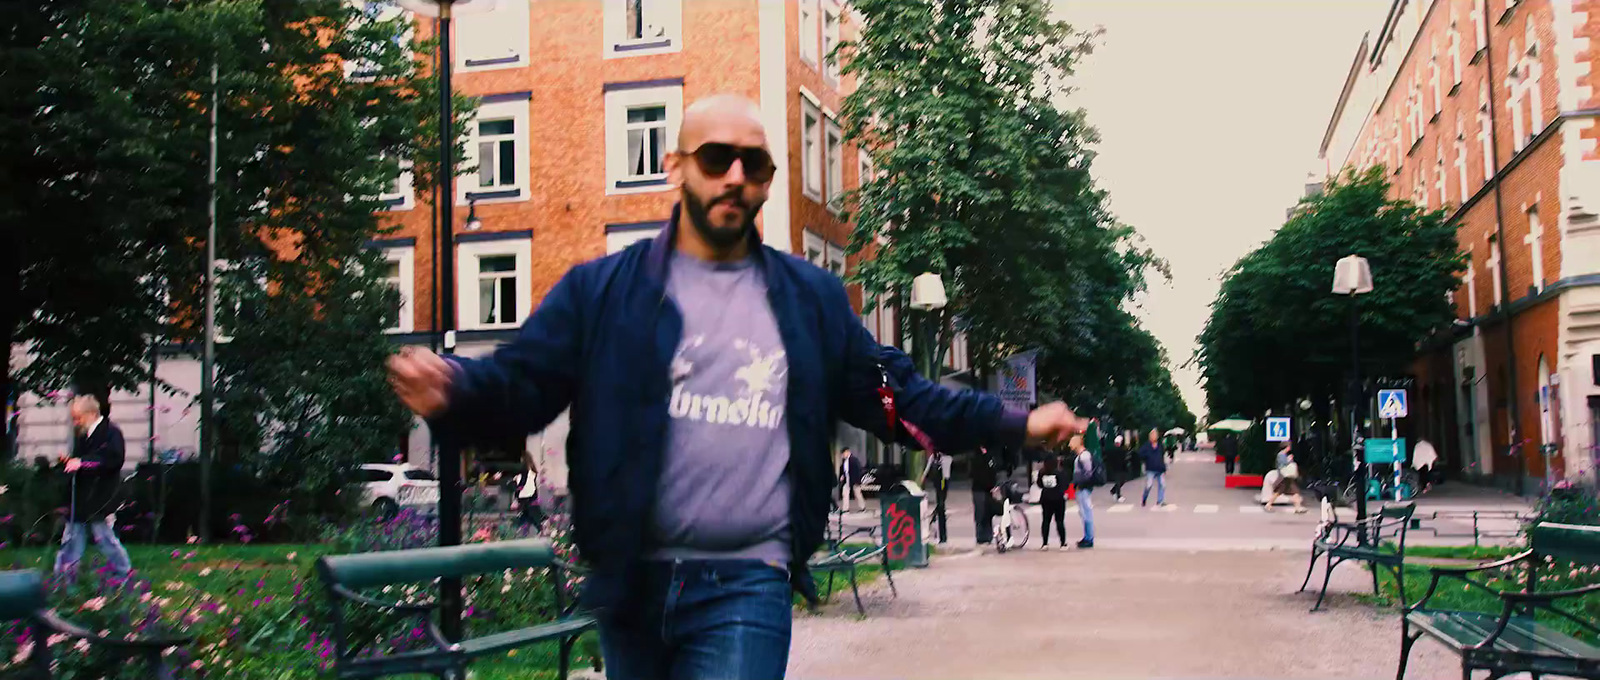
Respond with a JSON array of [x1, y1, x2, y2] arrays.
[[971, 449, 998, 544], [1140, 429, 1169, 507], [1035, 456, 1070, 550], [1105, 435, 1130, 502], [1219, 434, 1239, 475]]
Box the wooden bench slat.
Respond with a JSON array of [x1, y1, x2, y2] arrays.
[[317, 539, 554, 590], [0, 571, 45, 621], [1408, 610, 1600, 659], [454, 615, 597, 657]]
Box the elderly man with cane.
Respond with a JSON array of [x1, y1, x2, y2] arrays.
[[53, 395, 133, 579]]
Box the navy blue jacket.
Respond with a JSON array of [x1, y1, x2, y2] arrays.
[[1138, 442, 1167, 474], [434, 207, 1027, 613]]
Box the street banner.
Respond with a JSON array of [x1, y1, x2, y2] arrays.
[[994, 351, 1037, 411]]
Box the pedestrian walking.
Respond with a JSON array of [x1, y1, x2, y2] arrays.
[[1219, 433, 1239, 475], [512, 450, 545, 529], [929, 450, 951, 544], [837, 447, 867, 513], [386, 93, 1087, 680], [1035, 455, 1069, 550], [1263, 442, 1307, 513], [1104, 435, 1130, 502], [1139, 429, 1169, 508], [1070, 435, 1097, 548], [53, 395, 133, 579], [971, 448, 999, 545]]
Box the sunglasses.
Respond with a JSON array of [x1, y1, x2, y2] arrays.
[[681, 143, 776, 183]]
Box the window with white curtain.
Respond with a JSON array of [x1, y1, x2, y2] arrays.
[[604, 0, 683, 58], [605, 83, 683, 194], [461, 96, 530, 203], [825, 117, 842, 212], [801, 96, 822, 200], [458, 239, 531, 330], [476, 119, 518, 190], [822, 6, 840, 82], [799, 0, 820, 66]]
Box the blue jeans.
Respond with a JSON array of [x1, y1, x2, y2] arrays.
[[54, 521, 132, 578], [600, 559, 792, 680], [1142, 472, 1166, 506], [1076, 488, 1094, 543]]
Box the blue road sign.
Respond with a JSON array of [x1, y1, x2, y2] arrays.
[[1378, 389, 1408, 419], [1265, 417, 1291, 442]]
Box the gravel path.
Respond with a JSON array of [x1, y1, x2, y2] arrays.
[[790, 548, 1463, 680]]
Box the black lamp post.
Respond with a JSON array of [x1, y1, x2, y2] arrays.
[[1333, 254, 1374, 544], [398, 0, 495, 644]]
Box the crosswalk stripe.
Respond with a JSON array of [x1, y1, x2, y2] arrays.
[[1239, 505, 1265, 514], [1155, 504, 1178, 512], [1108, 505, 1134, 514], [1194, 504, 1219, 513]]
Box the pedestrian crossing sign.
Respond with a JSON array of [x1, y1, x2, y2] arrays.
[[1378, 389, 1408, 419], [1265, 417, 1291, 442]]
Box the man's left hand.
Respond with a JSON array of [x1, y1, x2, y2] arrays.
[[1025, 402, 1086, 446], [64, 458, 81, 473]]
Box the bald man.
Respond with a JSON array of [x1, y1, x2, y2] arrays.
[[388, 94, 1085, 678]]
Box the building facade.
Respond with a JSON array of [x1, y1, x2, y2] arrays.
[[1316, 0, 1600, 492]]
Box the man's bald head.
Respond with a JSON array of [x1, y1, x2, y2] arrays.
[[678, 94, 767, 150]]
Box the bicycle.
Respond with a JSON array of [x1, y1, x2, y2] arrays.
[[990, 481, 1030, 553]]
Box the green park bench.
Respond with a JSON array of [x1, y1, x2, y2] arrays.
[[807, 515, 898, 616], [315, 538, 598, 680], [1299, 502, 1416, 612], [0, 569, 193, 679], [1398, 522, 1600, 680]]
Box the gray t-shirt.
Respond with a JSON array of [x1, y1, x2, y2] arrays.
[[650, 253, 791, 562]]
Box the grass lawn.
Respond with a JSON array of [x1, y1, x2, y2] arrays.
[[1, 540, 905, 678], [1358, 545, 1600, 645]]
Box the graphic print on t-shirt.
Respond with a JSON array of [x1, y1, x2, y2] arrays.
[[668, 334, 787, 430]]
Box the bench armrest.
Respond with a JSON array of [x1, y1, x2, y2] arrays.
[[36, 610, 193, 651], [1407, 551, 1534, 614], [330, 583, 438, 614]]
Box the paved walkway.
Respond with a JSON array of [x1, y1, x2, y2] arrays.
[[788, 448, 1532, 678]]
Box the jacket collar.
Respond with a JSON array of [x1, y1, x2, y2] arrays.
[[645, 203, 785, 294]]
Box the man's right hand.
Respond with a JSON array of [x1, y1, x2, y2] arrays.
[[387, 347, 457, 418]]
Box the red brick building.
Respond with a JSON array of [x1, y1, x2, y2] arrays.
[[1316, 0, 1600, 492], [366, 0, 969, 469]]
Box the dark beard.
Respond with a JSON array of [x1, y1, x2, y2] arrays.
[[683, 187, 759, 250]]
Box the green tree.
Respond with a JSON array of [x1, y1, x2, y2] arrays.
[[1196, 167, 1467, 426], [840, 0, 1162, 415]]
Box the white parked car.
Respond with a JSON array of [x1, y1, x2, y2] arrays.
[[354, 464, 439, 518]]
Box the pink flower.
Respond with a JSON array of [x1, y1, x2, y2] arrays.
[[81, 597, 106, 612]]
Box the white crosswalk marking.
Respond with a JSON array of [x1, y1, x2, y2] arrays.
[[1108, 505, 1134, 514], [1156, 504, 1178, 512], [1194, 504, 1219, 513], [1239, 505, 1265, 514]]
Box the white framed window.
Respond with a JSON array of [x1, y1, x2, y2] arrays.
[[1432, 142, 1445, 209], [604, 0, 683, 58], [803, 229, 827, 268], [799, 0, 820, 67], [800, 95, 823, 201], [1449, 13, 1463, 86], [824, 116, 842, 212], [1429, 48, 1442, 116], [825, 242, 846, 278], [1487, 240, 1503, 306], [606, 222, 662, 254], [380, 247, 415, 333], [378, 159, 414, 211], [458, 239, 531, 331], [822, 6, 841, 83], [1471, 3, 1486, 52], [455, 0, 529, 71], [862, 294, 883, 343], [605, 83, 683, 195], [461, 97, 530, 204], [1454, 117, 1468, 202], [1477, 84, 1494, 179], [1526, 207, 1544, 293]]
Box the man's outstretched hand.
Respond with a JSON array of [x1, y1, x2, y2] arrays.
[[387, 347, 457, 419], [1025, 402, 1087, 446]]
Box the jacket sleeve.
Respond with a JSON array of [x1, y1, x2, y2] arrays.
[[78, 426, 125, 477], [430, 268, 586, 447], [831, 287, 1028, 454]]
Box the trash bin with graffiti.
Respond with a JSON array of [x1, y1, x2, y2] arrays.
[[881, 481, 927, 568]]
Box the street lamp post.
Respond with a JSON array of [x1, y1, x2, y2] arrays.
[[1332, 254, 1374, 544], [398, 0, 495, 645], [910, 272, 947, 541]]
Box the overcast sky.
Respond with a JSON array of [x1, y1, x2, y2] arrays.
[[1051, 0, 1392, 419]]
